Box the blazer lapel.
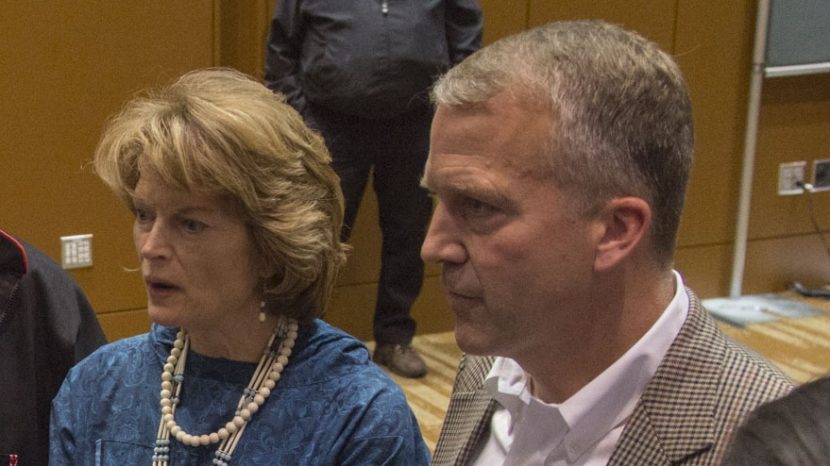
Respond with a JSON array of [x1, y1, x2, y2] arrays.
[[432, 355, 497, 466], [609, 289, 723, 465]]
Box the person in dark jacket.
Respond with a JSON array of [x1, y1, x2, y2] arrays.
[[0, 229, 106, 465], [721, 375, 830, 466], [265, 0, 483, 378]]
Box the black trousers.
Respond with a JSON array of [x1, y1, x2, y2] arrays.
[[307, 104, 433, 345]]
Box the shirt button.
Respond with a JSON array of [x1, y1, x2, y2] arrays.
[[567, 444, 579, 458]]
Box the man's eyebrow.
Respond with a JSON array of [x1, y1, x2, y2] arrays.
[[429, 179, 507, 205]]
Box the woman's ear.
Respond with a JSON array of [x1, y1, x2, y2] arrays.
[[260, 263, 281, 282], [593, 197, 651, 272], [256, 252, 280, 281]]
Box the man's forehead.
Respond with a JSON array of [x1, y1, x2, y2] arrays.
[[423, 152, 549, 198], [426, 137, 553, 187]]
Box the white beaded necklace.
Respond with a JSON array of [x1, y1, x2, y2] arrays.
[[151, 315, 299, 466]]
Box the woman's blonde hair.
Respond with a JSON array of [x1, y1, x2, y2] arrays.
[[94, 68, 347, 321]]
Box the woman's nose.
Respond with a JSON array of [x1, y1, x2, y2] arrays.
[[137, 221, 170, 260]]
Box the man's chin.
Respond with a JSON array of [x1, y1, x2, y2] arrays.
[[453, 325, 497, 357]]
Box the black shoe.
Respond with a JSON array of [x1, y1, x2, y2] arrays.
[[373, 344, 427, 378]]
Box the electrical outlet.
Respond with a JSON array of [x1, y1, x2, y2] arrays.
[[778, 161, 806, 195], [61, 234, 93, 269], [812, 158, 830, 192]]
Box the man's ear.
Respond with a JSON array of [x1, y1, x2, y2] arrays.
[[593, 197, 651, 272]]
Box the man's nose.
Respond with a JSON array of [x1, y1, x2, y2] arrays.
[[421, 202, 466, 264]]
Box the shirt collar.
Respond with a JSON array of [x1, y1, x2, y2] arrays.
[[483, 271, 690, 463]]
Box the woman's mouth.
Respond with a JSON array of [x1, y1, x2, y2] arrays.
[[145, 278, 180, 300]]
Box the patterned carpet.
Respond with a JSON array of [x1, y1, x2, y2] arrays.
[[372, 293, 830, 450]]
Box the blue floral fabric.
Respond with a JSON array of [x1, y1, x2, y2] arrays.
[[49, 320, 430, 465]]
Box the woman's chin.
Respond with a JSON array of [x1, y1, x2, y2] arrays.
[[146, 307, 185, 329]]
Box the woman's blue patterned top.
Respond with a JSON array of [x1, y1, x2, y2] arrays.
[[49, 320, 430, 465]]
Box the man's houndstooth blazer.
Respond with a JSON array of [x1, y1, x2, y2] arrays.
[[430, 288, 794, 466]]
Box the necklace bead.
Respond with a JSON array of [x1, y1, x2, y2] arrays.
[[152, 316, 298, 466]]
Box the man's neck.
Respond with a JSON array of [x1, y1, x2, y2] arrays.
[[517, 269, 677, 404]]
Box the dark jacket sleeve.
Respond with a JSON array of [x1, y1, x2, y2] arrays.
[[264, 0, 308, 114], [0, 231, 106, 465], [24, 244, 107, 364], [445, 0, 484, 65]]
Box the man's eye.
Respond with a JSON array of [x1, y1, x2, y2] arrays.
[[463, 198, 496, 217], [182, 219, 207, 233]]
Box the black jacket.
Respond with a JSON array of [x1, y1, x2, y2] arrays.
[[265, 0, 482, 119], [0, 230, 106, 466]]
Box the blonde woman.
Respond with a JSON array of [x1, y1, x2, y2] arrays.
[[49, 68, 429, 465]]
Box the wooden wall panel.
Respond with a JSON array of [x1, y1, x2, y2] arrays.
[[675, 244, 733, 299], [743, 235, 830, 295], [96, 308, 153, 343], [217, 0, 271, 78], [0, 2, 216, 323], [4, 0, 827, 341], [527, 0, 676, 51], [674, 0, 755, 247], [674, 234, 830, 302], [750, 74, 830, 238], [674, 0, 830, 296], [478, 0, 529, 44], [327, 275, 453, 343]]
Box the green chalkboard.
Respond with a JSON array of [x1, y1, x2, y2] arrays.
[[765, 0, 830, 76]]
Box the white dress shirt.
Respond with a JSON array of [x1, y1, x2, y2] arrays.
[[472, 271, 689, 466]]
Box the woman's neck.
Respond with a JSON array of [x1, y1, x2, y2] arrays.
[[186, 312, 281, 362]]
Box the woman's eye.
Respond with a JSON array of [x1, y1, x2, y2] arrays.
[[181, 219, 207, 233], [134, 208, 152, 223]]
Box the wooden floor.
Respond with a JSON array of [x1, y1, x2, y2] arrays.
[[372, 293, 830, 451], [717, 291, 830, 384], [365, 333, 463, 453]]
